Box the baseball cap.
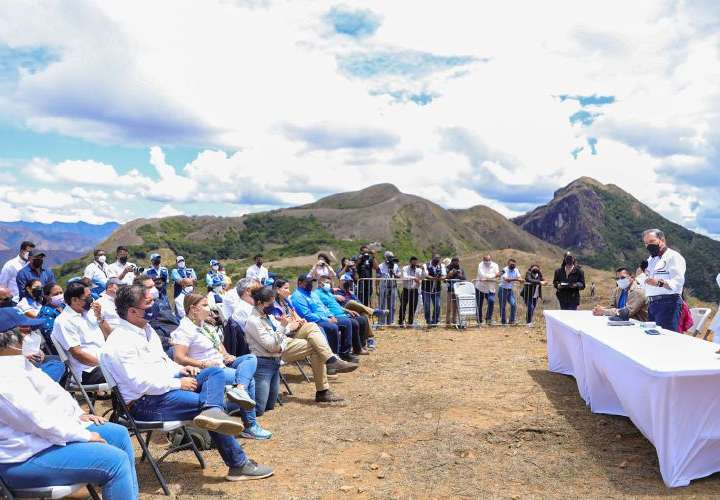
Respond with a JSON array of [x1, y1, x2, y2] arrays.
[[0, 308, 44, 332], [176, 256, 185, 263], [149, 253, 161, 261], [384, 251, 394, 258], [210, 259, 219, 266], [27, 249, 46, 258]]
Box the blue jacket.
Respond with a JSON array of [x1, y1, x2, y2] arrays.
[[313, 287, 348, 318], [171, 267, 197, 297], [290, 287, 332, 323], [16, 266, 56, 300]]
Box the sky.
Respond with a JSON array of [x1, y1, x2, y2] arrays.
[[0, 0, 719, 237]]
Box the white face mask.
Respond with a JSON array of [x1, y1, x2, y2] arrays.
[[322, 282, 331, 290], [183, 286, 194, 294], [149, 287, 160, 300], [616, 278, 631, 290], [212, 265, 219, 271], [50, 294, 65, 306], [97, 255, 107, 264], [177, 261, 186, 269]]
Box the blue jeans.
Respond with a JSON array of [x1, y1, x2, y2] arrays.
[[475, 290, 495, 322], [130, 366, 247, 468], [37, 356, 65, 383], [525, 297, 539, 324], [648, 294, 682, 332], [422, 289, 442, 325], [254, 357, 280, 416], [334, 317, 354, 355], [379, 283, 397, 324], [223, 354, 258, 426], [317, 320, 339, 354], [0, 423, 138, 500], [498, 288, 516, 324]]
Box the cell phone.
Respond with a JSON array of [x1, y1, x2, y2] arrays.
[[644, 329, 661, 335]]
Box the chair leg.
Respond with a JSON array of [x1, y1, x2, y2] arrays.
[[279, 372, 293, 396], [87, 484, 101, 500], [295, 361, 310, 383], [72, 371, 97, 415], [140, 431, 153, 462], [182, 426, 206, 469], [134, 430, 171, 496]]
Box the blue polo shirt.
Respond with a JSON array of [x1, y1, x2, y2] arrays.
[[313, 287, 348, 318], [16, 266, 56, 300], [290, 287, 332, 323]]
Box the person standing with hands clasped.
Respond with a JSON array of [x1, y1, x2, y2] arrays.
[[553, 253, 585, 310], [642, 229, 686, 332]]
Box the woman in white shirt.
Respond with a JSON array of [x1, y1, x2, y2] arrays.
[[171, 293, 271, 440], [0, 313, 139, 499], [16, 279, 43, 318]]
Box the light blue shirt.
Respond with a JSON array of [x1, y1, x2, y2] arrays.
[[499, 266, 521, 290]]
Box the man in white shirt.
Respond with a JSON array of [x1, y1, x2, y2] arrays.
[[83, 249, 111, 290], [107, 246, 137, 285], [378, 251, 400, 325], [174, 283, 194, 319], [475, 255, 500, 324], [498, 258, 522, 325], [642, 228, 686, 332], [0, 241, 33, 301], [51, 282, 109, 385], [96, 277, 122, 331], [399, 257, 424, 326], [245, 254, 269, 285], [102, 284, 273, 482], [230, 278, 261, 329]]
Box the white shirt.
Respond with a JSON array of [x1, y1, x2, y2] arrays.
[[83, 261, 110, 286], [231, 298, 254, 329], [645, 247, 686, 297], [636, 272, 647, 290], [401, 265, 425, 290], [171, 317, 224, 367], [378, 262, 400, 280], [51, 307, 106, 374], [174, 293, 187, 318], [96, 292, 120, 329], [0, 356, 92, 463], [107, 260, 136, 285], [101, 319, 183, 403], [245, 264, 269, 283], [499, 266, 521, 290], [475, 261, 500, 293], [244, 308, 288, 358], [16, 297, 42, 316], [0, 255, 27, 299], [223, 288, 240, 320]]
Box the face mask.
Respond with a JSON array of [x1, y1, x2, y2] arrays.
[[531, 269, 539, 274], [30, 288, 42, 301], [508, 264, 516, 270], [322, 283, 331, 290], [0, 297, 15, 308], [302, 282, 313, 292], [50, 294, 65, 306], [212, 265, 219, 271], [149, 287, 159, 300], [31, 259, 43, 269], [20, 251, 29, 262], [616, 278, 631, 290], [83, 296, 93, 311], [97, 255, 107, 264], [143, 305, 156, 321], [183, 286, 194, 294], [177, 261, 186, 269], [646, 244, 661, 257], [118, 256, 128, 265], [152, 260, 161, 267], [263, 305, 276, 316]]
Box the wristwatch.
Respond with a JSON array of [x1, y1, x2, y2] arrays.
[[657, 279, 665, 288]]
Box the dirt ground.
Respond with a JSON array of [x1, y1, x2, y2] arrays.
[[119, 320, 720, 500]]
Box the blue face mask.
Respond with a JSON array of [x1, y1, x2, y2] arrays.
[[143, 302, 157, 321]]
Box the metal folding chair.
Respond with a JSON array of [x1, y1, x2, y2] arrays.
[[0, 475, 99, 500], [50, 337, 109, 415], [99, 356, 205, 496]]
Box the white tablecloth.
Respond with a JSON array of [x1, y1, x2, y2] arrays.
[[544, 310, 720, 487]]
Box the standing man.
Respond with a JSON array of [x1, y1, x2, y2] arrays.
[[642, 229, 686, 331], [0, 241, 33, 301], [399, 257, 424, 327], [355, 245, 376, 307], [83, 249, 111, 293], [144, 253, 169, 299], [171, 256, 197, 298], [246, 254, 269, 285], [206, 259, 224, 290], [498, 259, 522, 325], [16, 250, 55, 300], [107, 246, 137, 285], [377, 251, 400, 325], [475, 255, 500, 325], [422, 254, 446, 326]]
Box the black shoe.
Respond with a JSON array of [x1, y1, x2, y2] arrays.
[[226, 459, 274, 481], [326, 358, 358, 374], [315, 390, 345, 403], [340, 353, 359, 363]]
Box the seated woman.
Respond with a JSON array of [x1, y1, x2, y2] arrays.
[[0, 309, 139, 499], [16, 279, 44, 318], [37, 283, 66, 350], [171, 293, 272, 440]]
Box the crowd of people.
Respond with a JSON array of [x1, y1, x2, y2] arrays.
[[0, 227, 712, 495]]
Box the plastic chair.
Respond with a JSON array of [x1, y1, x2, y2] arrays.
[[99, 355, 205, 496], [453, 281, 478, 328], [688, 307, 712, 337], [50, 337, 109, 415], [0, 475, 99, 500]]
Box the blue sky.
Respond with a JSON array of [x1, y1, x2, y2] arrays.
[[0, 0, 718, 238]]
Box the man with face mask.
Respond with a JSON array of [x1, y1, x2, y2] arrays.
[[593, 268, 648, 321], [83, 249, 111, 294], [108, 246, 137, 286], [171, 255, 197, 298], [174, 280, 195, 319], [143, 253, 169, 299], [96, 277, 122, 332], [641, 229, 686, 331], [51, 282, 107, 385], [498, 258, 522, 325], [135, 277, 179, 352], [553, 253, 586, 311], [15, 250, 56, 301], [206, 259, 224, 289], [0, 241, 34, 301], [246, 254, 270, 285], [475, 255, 500, 325], [422, 254, 446, 326]]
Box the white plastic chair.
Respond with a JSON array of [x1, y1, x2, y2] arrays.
[[688, 307, 711, 337], [0, 476, 99, 500], [453, 281, 478, 328]]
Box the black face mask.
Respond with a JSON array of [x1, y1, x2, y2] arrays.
[[30, 288, 43, 301], [646, 244, 661, 257], [301, 282, 313, 292], [0, 297, 15, 308], [118, 256, 128, 264], [564, 257, 573, 266], [83, 296, 93, 311], [509, 264, 516, 270], [31, 259, 43, 270]]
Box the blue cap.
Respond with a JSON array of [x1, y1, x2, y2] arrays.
[[149, 253, 161, 261], [0, 308, 44, 332], [210, 259, 219, 266]]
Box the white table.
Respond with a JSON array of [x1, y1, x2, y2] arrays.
[[544, 310, 720, 487]]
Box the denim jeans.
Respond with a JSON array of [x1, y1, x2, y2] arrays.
[[316, 320, 340, 354], [36, 356, 65, 383], [223, 354, 258, 427], [333, 317, 354, 355], [254, 357, 280, 416], [648, 294, 682, 332], [379, 282, 397, 324], [475, 290, 495, 322], [498, 287, 516, 324], [422, 290, 442, 325], [130, 366, 247, 468], [0, 423, 139, 500], [525, 297, 539, 324]]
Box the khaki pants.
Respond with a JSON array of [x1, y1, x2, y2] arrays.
[[281, 323, 332, 392], [344, 300, 375, 338]]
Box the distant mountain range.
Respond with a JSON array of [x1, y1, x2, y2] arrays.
[[0, 221, 119, 267], [37, 178, 720, 302]]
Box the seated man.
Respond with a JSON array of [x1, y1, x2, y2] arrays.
[[290, 275, 357, 363], [102, 284, 273, 482], [135, 276, 179, 351], [95, 277, 122, 332], [315, 276, 370, 355], [51, 282, 108, 384], [0, 310, 139, 499], [593, 267, 648, 321], [230, 278, 261, 329]]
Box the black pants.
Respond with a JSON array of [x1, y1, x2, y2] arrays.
[[81, 366, 106, 385], [348, 316, 370, 353], [400, 289, 419, 325], [357, 279, 373, 306]]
